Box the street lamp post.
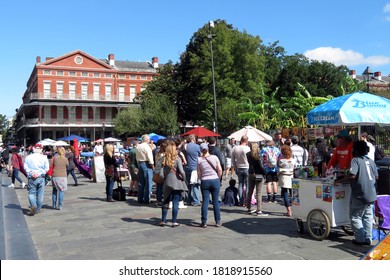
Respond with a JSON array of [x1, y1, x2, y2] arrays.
[[363, 66, 373, 93], [208, 20, 218, 133], [102, 122, 105, 138], [83, 127, 87, 137]]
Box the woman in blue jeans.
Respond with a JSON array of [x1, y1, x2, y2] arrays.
[[159, 141, 187, 227], [197, 143, 223, 228]]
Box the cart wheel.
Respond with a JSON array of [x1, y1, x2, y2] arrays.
[[307, 209, 331, 240], [296, 219, 304, 234], [341, 225, 354, 236]]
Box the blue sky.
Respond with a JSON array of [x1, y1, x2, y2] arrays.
[[1, 0, 390, 118]]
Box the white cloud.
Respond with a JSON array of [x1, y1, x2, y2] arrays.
[[304, 47, 390, 68], [384, 3, 390, 13]]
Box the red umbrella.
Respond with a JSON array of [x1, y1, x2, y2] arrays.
[[181, 127, 221, 138]]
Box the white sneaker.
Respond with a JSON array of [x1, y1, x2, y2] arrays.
[[178, 201, 187, 209], [22, 182, 26, 189], [8, 183, 14, 188]]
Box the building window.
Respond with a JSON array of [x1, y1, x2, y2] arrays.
[[118, 85, 125, 101], [82, 72, 88, 77], [140, 75, 147, 80], [141, 86, 146, 92], [69, 83, 76, 99], [130, 85, 136, 102], [130, 75, 137, 80], [105, 84, 112, 100], [94, 73, 100, 78], [43, 70, 51, 75], [57, 71, 64, 76], [93, 84, 100, 100], [69, 71, 76, 76], [43, 82, 51, 98], [74, 56, 83, 64], [81, 83, 88, 100], [118, 74, 125, 79], [56, 82, 64, 99], [106, 73, 112, 78]]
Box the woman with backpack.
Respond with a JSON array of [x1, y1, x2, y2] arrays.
[[260, 140, 281, 203]]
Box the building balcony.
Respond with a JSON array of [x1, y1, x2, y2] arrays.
[[18, 118, 113, 127], [24, 92, 136, 103]]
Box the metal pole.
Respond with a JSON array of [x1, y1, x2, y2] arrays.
[[209, 21, 218, 133]]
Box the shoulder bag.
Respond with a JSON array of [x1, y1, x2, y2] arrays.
[[47, 157, 55, 176]]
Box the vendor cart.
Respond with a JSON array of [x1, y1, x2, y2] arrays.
[[291, 179, 353, 240]]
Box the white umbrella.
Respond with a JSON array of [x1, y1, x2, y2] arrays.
[[228, 126, 272, 142], [52, 140, 70, 146], [104, 137, 121, 142], [38, 138, 56, 146]]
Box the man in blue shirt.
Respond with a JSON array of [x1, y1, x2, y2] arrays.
[[183, 134, 201, 206], [24, 143, 50, 216]]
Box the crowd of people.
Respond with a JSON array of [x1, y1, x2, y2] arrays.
[[0, 127, 384, 244]]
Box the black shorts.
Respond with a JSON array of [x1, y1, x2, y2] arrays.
[[265, 171, 278, 183]]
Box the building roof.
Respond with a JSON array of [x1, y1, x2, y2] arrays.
[[102, 59, 157, 73]]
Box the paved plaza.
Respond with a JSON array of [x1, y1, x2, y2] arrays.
[[0, 170, 375, 260]]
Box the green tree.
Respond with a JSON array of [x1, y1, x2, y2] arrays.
[[0, 114, 9, 142], [175, 20, 265, 128], [113, 107, 142, 138], [139, 92, 179, 136]]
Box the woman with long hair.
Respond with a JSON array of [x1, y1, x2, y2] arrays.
[[278, 145, 295, 217], [104, 143, 119, 202], [159, 140, 187, 227], [246, 142, 267, 216], [51, 147, 69, 210]]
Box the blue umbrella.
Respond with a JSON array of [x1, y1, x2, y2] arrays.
[[149, 133, 166, 142], [57, 134, 90, 142], [307, 91, 390, 126]]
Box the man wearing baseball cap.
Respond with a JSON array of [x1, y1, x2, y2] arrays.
[[327, 130, 353, 171], [24, 143, 50, 216]]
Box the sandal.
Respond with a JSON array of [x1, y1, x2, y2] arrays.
[[283, 212, 292, 217], [158, 222, 167, 227], [172, 223, 180, 228]]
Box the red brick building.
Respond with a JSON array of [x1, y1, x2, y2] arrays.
[[14, 50, 159, 146]]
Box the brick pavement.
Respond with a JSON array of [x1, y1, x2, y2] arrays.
[[1, 171, 373, 260]]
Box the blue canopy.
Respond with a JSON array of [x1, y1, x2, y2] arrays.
[[57, 134, 90, 142], [149, 133, 166, 142], [307, 91, 390, 126]]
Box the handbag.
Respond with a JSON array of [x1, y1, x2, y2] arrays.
[[152, 172, 164, 184], [254, 174, 263, 182], [47, 157, 55, 176]]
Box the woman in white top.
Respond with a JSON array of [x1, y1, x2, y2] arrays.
[[197, 143, 223, 227], [278, 145, 296, 217]]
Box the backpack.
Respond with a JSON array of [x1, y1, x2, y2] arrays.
[[267, 149, 277, 168], [375, 146, 385, 161]]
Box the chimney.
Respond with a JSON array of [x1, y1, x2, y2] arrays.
[[108, 54, 115, 66], [349, 70, 356, 79], [152, 57, 159, 68], [374, 71, 382, 80], [36, 56, 41, 63]]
